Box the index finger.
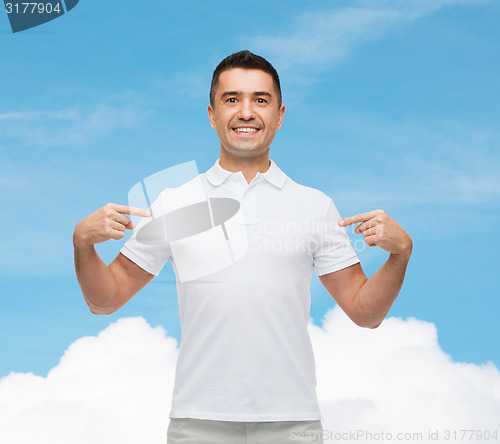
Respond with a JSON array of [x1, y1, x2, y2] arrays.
[[339, 210, 379, 227], [111, 204, 151, 218]]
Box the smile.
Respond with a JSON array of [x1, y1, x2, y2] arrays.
[[233, 127, 260, 133]]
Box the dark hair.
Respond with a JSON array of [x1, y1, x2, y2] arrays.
[[210, 50, 282, 108]]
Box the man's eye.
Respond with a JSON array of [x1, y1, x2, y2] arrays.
[[257, 98, 267, 103], [226, 98, 237, 103]]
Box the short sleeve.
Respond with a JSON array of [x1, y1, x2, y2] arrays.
[[120, 235, 170, 277], [120, 196, 172, 277], [313, 199, 360, 276]]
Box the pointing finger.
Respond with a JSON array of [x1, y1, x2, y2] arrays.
[[339, 210, 379, 227], [110, 203, 151, 218]]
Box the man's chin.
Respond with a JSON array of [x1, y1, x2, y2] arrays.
[[222, 145, 269, 158]]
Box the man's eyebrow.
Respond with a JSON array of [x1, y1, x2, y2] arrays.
[[253, 91, 272, 98], [220, 90, 273, 99], [220, 90, 240, 99]]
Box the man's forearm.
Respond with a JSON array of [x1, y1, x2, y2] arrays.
[[73, 237, 118, 315], [354, 251, 411, 328]]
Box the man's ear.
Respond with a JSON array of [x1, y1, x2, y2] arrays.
[[208, 104, 217, 129], [276, 104, 286, 130]]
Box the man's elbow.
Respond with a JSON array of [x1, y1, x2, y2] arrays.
[[366, 320, 383, 329], [351, 292, 385, 329], [353, 316, 383, 329], [86, 301, 117, 316]]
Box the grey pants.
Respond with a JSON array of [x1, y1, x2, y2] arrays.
[[167, 417, 324, 443]]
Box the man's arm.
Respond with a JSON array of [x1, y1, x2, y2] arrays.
[[319, 209, 412, 329], [73, 203, 154, 315]]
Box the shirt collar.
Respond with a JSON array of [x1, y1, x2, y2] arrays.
[[205, 158, 287, 189]]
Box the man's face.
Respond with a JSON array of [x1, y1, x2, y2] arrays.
[[208, 68, 285, 159]]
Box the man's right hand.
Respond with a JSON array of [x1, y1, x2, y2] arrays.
[[73, 203, 151, 246]]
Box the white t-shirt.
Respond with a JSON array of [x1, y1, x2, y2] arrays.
[[120, 158, 360, 422]]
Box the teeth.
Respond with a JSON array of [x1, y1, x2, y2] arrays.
[[234, 127, 259, 133]]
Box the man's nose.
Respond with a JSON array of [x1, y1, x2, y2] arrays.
[[237, 100, 256, 120]]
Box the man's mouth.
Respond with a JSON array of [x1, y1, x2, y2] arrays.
[[232, 127, 260, 134]]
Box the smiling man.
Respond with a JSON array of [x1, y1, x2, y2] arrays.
[[73, 50, 412, 444], [208, 66, 285, 172]]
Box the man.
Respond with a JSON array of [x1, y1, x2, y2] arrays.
[[73, 50, 412, 444]]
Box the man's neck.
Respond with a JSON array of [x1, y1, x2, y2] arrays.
[[219, 149, 271, 184]]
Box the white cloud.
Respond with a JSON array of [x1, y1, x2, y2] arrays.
[[311, 307, 500, 441], [0, 93, 148, 149], [0, 110, 78, 121], [250, 0, 489, 71], [1, 308, 498, 443], [251, 8, 402, 70], [0, 317, 178, 444]]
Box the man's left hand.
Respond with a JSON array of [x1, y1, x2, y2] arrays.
[[339, 209, 413, 257]]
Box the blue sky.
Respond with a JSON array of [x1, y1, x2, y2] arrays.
[[0, 0, 499, 380]]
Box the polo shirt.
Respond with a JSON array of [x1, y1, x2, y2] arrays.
[[120, 158, 360, 422]]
